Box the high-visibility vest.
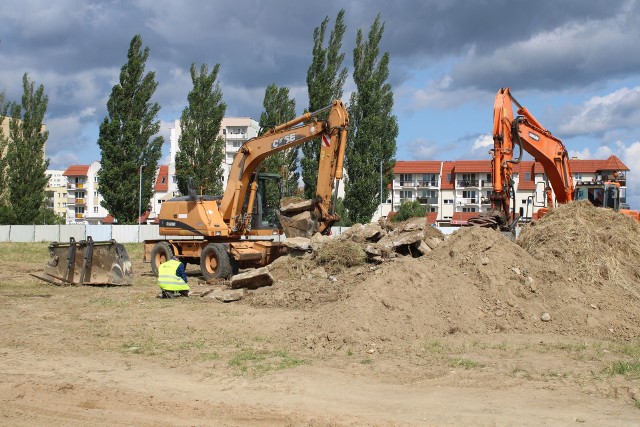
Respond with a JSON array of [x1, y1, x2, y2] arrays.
[[157, 259, 190, 291]]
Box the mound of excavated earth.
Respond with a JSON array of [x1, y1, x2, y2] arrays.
[[244, 207, 640, 355]]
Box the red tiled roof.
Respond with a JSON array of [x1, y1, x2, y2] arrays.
[[426, 212, 437, 225], [101, 211, 150, 224], [440, 162, 455, 189], [518, 181, 537, 190], [63, 165, 90, 176], [453, 160, 491, 173], [393, 161, 441, 174], [154, 165, 169, 192], [569, 156, 629, 173]]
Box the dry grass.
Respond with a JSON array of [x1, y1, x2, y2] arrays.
[[518, 201, 640, 293], [314, 239, 366, 274]]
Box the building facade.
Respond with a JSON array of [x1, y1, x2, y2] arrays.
[[62, 161, 109, 224], [377, 155, 630, 225], [45, 169, 68, 218]]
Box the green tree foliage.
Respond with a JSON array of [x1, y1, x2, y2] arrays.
[[303, 9, 347, 199], [175, 63, 226, 196], [258, 83, 298, 196], [391, 200, 426, 222], [97, 34, 163, 224], [344, 14, 398, 224], [0, 90, 9, 204], [0, 74, 50, 224]]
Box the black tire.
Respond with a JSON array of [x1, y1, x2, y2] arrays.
[[200, 243, 232, 280], [150, 241, 174, 276]]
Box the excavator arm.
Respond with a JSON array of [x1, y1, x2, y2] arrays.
[[219, 100, 349, 234], [485, 88, 573, 228]]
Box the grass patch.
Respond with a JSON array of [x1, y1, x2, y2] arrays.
[[199, 352, 221, 361], [0, 242, 50, 263], [449, 358, 483, 369], [360, 358, 373, 365], [89, 296, 128, 308], [121, 337, 165, 356], [229, 348, 306, 375], [604, 361, 640, 378]]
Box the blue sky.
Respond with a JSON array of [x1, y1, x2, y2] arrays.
[[2, 0, 640, 207]]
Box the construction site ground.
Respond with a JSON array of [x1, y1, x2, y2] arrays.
[[1, 202, 640, 426]]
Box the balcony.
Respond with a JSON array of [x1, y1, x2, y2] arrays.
[[457, 179, 479, 188], [398, 180, 416, 187], [225, 133, 247, 140], [75, 213, 85, 219], [457, 197, 478, 205], [417, 196, 438, 205], [67, 183, 85, 189], [417, 180, 438, 188]]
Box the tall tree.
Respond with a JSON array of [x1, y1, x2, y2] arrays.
[[303, 9, 347, 199], [2, 74, 50, 224], [258, 83, 297, 195], [0, 90, 9, 204], [344, 14, 398, 223], [97, 34, 163, 224], [175, 63, 226, 196]]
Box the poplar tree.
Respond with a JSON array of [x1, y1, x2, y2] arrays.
[[2, 74, 50, 224], [344, 14, 398, 223], [97, 34, 163, 224], [0, 91, 9, 204], [303, 9, 347, 199], [175, 63, 226, 196], [258, 83, 297, 195]]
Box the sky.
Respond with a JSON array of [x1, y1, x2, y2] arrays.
[[2, 0, 640, 207]]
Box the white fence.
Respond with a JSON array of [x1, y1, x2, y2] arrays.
[[0, 224, 458, 243]]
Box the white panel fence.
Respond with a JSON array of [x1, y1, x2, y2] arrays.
[[0, 224, 457, 243]]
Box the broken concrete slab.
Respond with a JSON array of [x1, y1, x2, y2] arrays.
[[209, 288, 245, 302], [280, 198, 316, 215], [284, 237, 311, 252], [230, 267, 274, 290], [278, 210, 318, 238]]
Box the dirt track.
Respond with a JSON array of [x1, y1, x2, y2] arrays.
[[1, 204, 640, 426]]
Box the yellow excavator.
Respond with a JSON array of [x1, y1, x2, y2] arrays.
[[144, 100, 349, 280]]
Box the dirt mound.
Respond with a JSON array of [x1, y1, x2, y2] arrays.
[[519, 201, 640, 294]]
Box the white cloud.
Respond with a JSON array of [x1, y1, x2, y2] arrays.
[[405, 138, 438, 160], [472, 134, 492, 151], [560, 86, 640, 136]]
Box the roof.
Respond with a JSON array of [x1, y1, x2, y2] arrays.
[[569, 155, 629, 173], [450, 211, 480, 225], [154, 165, 169, 192], [440, 162, 456, 189], [453, 160, 492, 173], [102, 211, 150, 224], [394, 161, 441, 174], [63, 165, 90, 176]]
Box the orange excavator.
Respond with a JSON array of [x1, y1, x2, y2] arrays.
[[144, 100, 349, 279], [469, 87, 638, 229]]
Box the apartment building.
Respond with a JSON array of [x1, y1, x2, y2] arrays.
[[62, 161, 109, 224], [45, 169, 68, 218], [380, 155, 630, 225], [149, 117, 262, 221]]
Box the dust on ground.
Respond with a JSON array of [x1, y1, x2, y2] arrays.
[[1, 202, 640, 426]]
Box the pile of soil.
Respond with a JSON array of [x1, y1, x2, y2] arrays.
[[245, 203, 640, 354]]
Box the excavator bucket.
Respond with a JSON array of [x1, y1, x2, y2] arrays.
[[31, 236, 133, 286]]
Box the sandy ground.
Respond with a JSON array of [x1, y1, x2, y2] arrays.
[[1, 228, 639, 426]]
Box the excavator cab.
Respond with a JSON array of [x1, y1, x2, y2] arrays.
[[250, 173, 283, 230], [574, 182, 620, 210]]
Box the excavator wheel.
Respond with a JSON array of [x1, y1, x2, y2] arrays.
[[200, 243, 232, 280], [150, 241, 174, 276]]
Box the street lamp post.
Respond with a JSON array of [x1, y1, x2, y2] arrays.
[[138, 163, 146, 243]]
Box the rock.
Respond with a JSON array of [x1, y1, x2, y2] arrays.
[[309, 233, 330, 252], [280, 198, 315, 214], [480, 257, 489, 266], [284, 237, 311, 252], [402, 218, 426, 232], [416, 241, 432, 255], [230, 267, 274, 289], [511, 267, 521, 275], [328, 275, 337, 282], [540, 312, 551, 322], [209, 288, 245, 302], [340, 223, 385, 243], [425, 237, 442, 250], [278, 210, 317, 238], [590, 304, 597, 309]]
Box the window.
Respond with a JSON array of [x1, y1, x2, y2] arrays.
[[93, 206, 98, 213], [426, 207, 437, 212], [486, 173, 491, 181], [446, 174, 451, 182], [222, 129, 227, 135], [93, 191, 98, 197], [172, 175, 177, 183], [521, 199, 528, 205], [399, 190, 413, 200], [161, 177, 166, 184], [525, 172, 531, 181], [399, 174, 413, 185], [94, 176, 98, 182], [158, 199, 162, 204], [444, 199, 454, 204], [462, 190, 476, 199], [462, 207, 477, 212]]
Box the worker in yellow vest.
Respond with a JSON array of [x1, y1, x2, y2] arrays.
[[157, 256, 190, 298]]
